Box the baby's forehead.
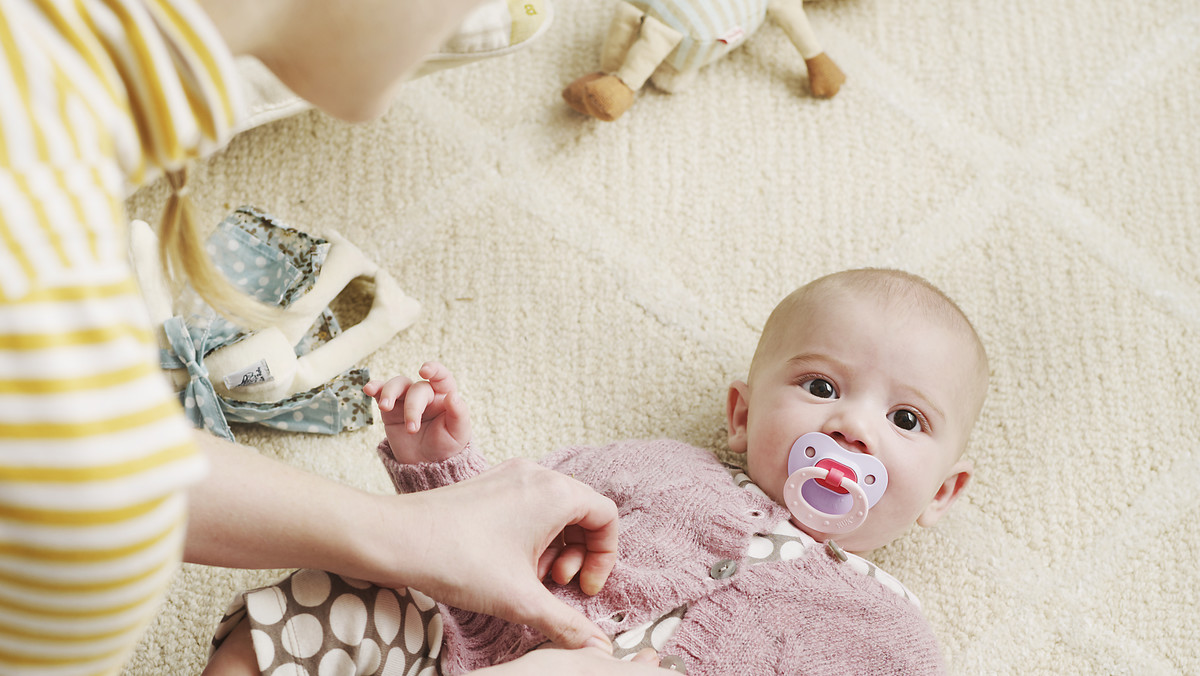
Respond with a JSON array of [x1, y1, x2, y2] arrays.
[[799, 282, 981, 355], [762, 287, 988, 405]]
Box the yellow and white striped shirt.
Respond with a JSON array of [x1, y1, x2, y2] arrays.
[[0, 0, 241, 673]]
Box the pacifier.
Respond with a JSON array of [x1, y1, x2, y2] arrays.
[[783, 432, 888, 535]]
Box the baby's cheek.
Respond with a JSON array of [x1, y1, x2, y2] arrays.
[[749, 460, 789, 502]]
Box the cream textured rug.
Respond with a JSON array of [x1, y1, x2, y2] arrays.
[[123, 0, 1200, 673]]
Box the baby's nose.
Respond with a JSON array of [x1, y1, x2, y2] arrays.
[[825, 428, 869, 454]]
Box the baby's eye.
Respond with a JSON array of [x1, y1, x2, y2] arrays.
[[801, 378, 838, 399], [889, 409, 923, 432]]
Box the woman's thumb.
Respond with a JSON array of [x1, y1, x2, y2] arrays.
[[519, 587, 612, 653]]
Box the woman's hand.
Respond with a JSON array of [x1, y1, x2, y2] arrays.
[[472, 647, 663, 674], [360, 458, 621, 651], [364, 361, 470, 463]]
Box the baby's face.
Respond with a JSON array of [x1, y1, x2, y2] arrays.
[[730, 291, 981, 553]]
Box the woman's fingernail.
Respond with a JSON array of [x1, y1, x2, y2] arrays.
[[585, 637, 612, 654], [633, 647, 659, 663]]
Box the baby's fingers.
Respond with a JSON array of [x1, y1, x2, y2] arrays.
[[419, 361, 458, 397], [365, 376, 413, 412], [441, 390, 471, 445], [402, 379, 436, 432]]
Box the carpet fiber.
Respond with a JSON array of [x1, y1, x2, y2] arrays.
[[123, 0, 1200, 673]]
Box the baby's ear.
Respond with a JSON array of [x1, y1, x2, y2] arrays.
[[726, 381, 750, 454], [916, 459, 973, 528]]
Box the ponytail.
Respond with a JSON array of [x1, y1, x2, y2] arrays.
[[158, 167, 281, 328]]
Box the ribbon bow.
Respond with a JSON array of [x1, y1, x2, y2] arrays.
[[161, 316, 235, 441]]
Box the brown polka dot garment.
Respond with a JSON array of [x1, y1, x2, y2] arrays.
[[211, 569, 443, 675]]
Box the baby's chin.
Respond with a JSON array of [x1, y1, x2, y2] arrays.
[[788, 516, 900, 556]]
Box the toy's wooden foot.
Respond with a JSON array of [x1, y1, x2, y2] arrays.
[[805, 53, 845, 99], [582, 74, 635, 122], [563, 72, 605, 115]]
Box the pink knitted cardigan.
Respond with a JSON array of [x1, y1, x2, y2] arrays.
[[380, 438, 947, 675]]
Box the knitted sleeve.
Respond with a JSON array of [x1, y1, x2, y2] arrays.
[[376, 440, 492, 493]]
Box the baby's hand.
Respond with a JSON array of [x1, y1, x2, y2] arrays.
[[363, 361, 471, 464]]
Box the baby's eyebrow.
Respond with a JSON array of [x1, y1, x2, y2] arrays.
[[899, 384, 946, 424], [786, 353, 848, 373]]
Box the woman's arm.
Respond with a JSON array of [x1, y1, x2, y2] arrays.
[[185, 431, 619, 650]]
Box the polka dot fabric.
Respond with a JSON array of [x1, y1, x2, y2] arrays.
[[211, 570, 443, 676], [611, 606, 688, 660]]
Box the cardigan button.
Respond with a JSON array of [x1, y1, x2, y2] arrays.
[[825, 539, 849, 562], [709, 559, 737, 579], [659, 655, 687, 672]]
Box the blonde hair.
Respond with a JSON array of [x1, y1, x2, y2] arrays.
[[158, 168, 282, 327], [750, 268, 989, 397]]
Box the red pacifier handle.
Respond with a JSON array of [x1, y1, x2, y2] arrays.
[[783, 465, 871, 534]]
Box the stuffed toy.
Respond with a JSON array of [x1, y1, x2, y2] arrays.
[[130, 208, 420, 441], [563, 0, 844, 121]]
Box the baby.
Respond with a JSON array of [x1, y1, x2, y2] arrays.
[[206, 267, 988, 675]]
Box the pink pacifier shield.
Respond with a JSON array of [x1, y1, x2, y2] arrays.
[[783, 432, 888, 535]]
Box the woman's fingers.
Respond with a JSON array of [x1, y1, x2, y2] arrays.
[[550, 543, 588, 587], [631, 647, 659, 664], [508, 581, 612, 652], [570, 496, 619, 597], [538, 534, 565, 581]]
